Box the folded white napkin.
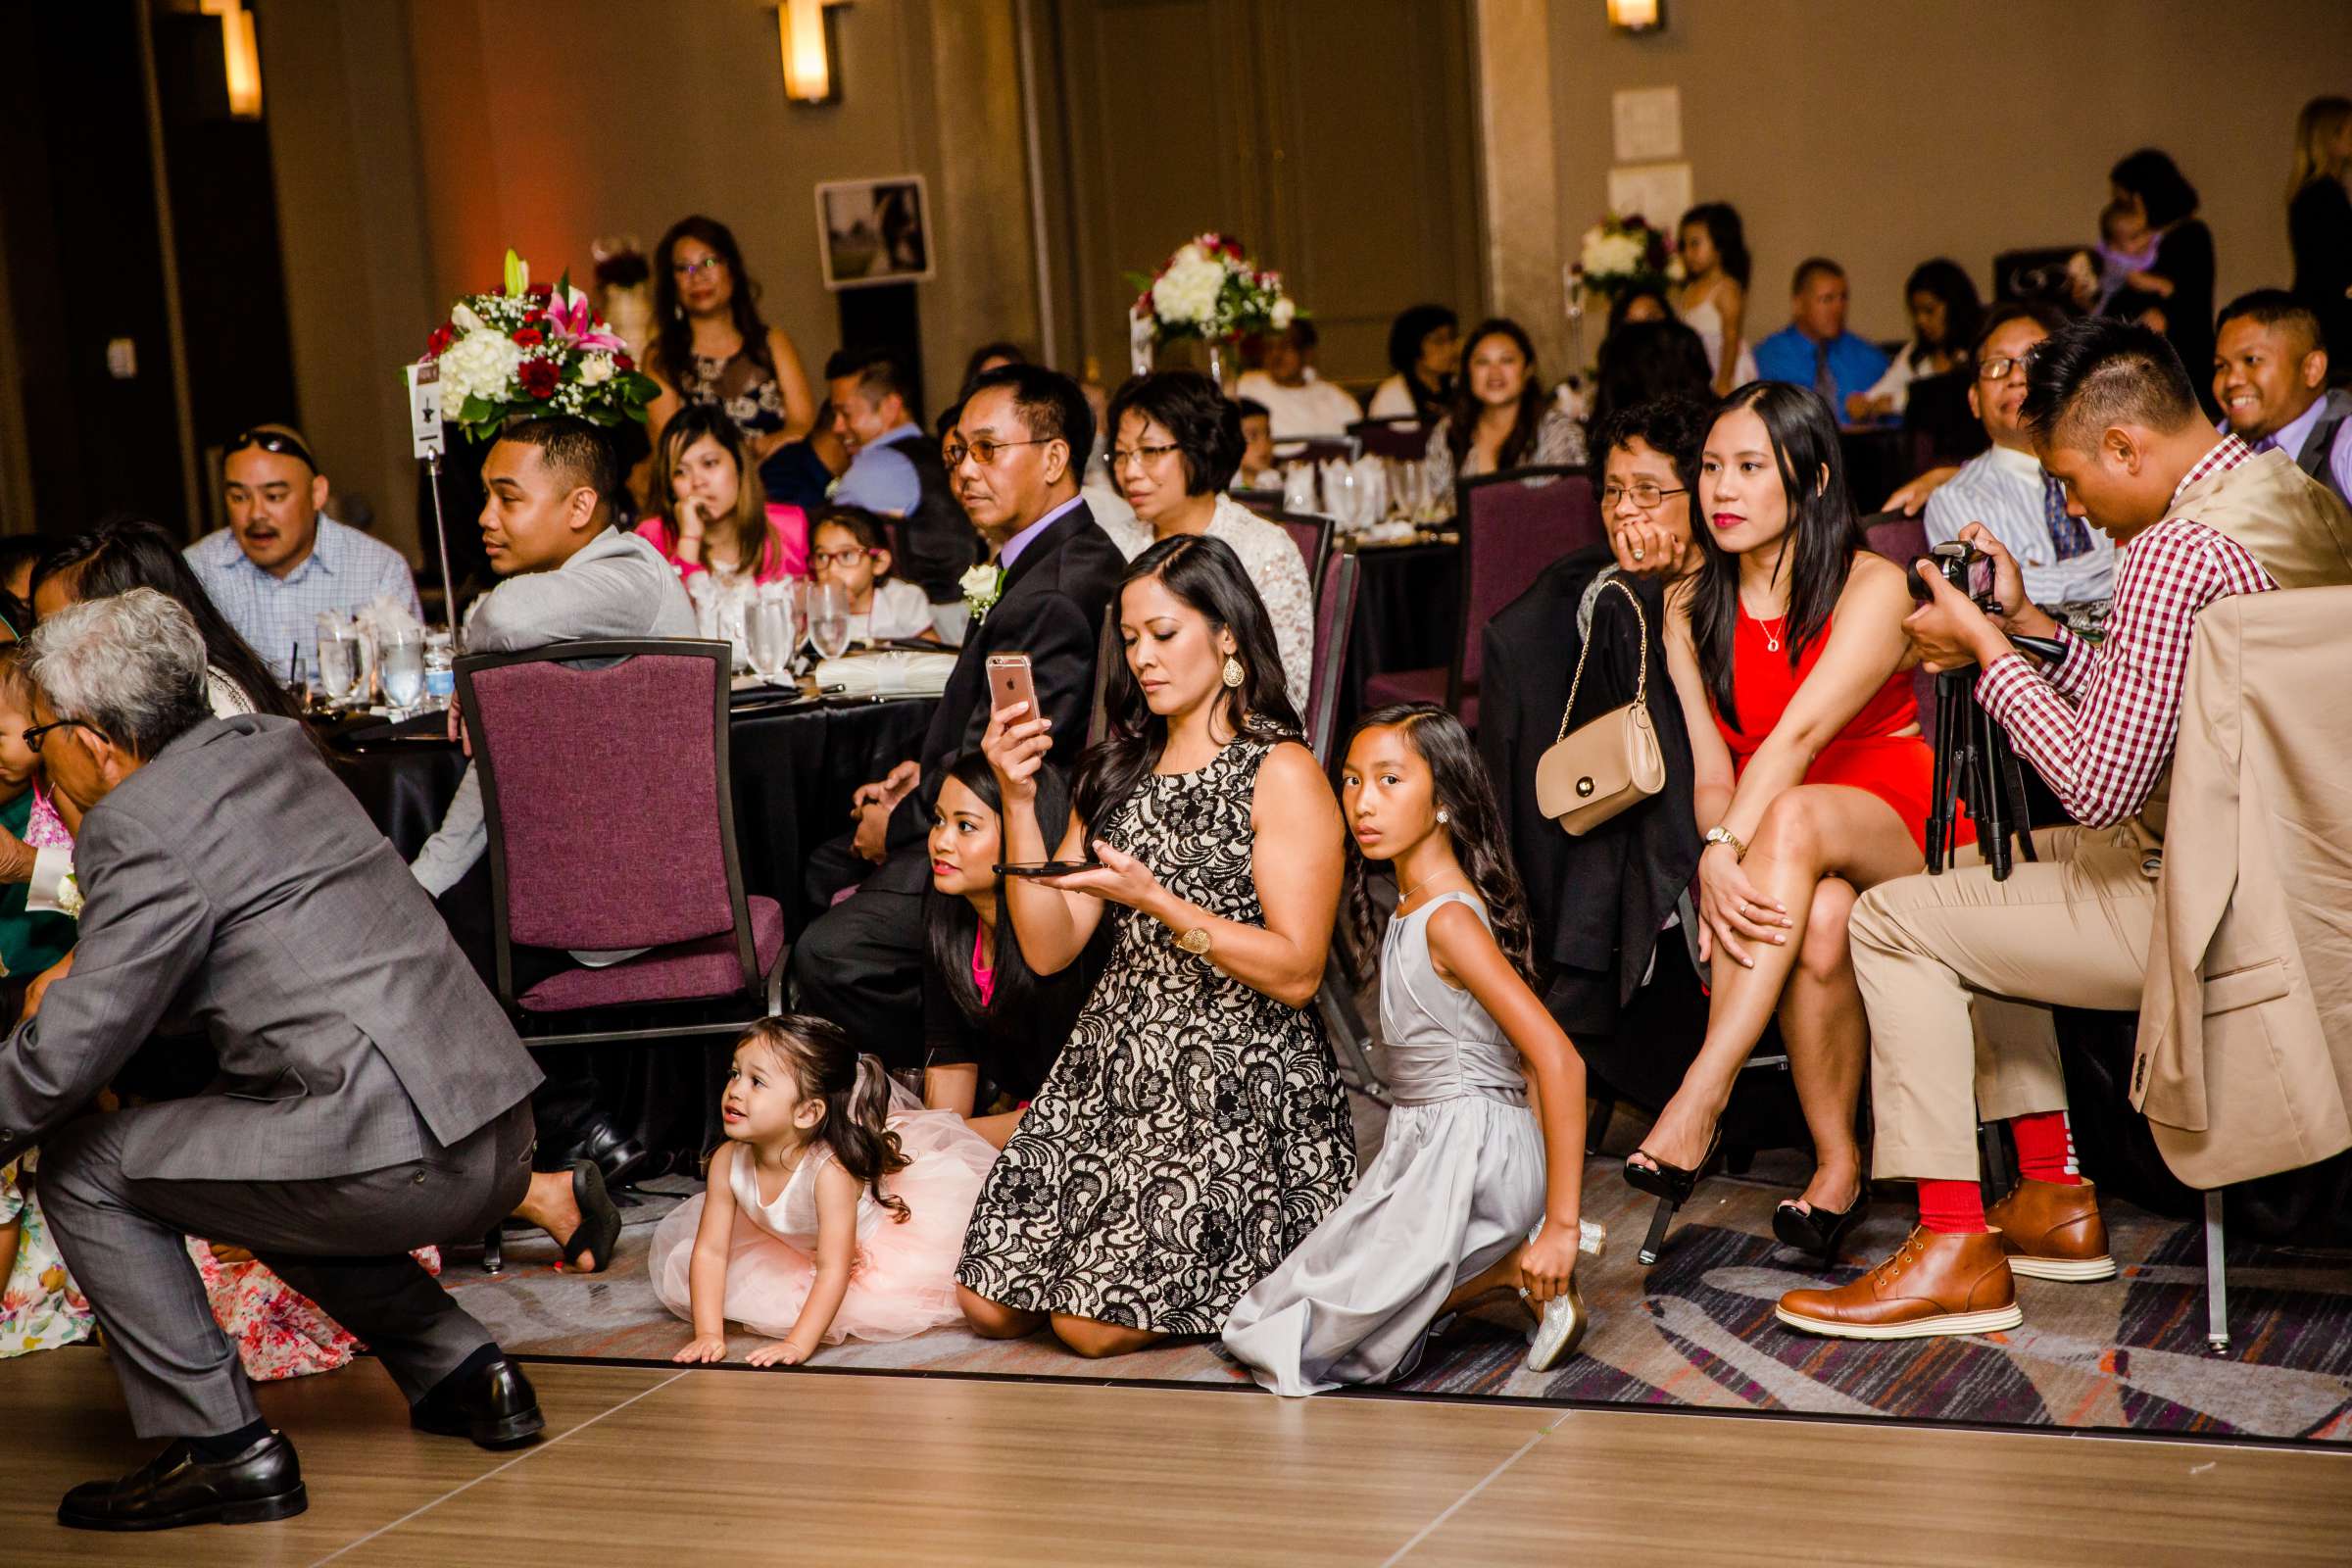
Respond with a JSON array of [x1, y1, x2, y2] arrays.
[[814, 651, 958, 698]]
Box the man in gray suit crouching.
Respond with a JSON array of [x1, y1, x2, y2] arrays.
[[5, 588, 549, 1532]]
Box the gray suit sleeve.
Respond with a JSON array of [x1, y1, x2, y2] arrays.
[[0, 809, 215, 1166]]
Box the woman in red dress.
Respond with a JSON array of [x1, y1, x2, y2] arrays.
[[1631, 381, 1956, 1260]]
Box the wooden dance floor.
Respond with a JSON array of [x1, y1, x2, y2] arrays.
[[8, 1347, 2350, 1565]]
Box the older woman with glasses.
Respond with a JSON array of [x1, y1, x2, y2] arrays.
[[645, 216, 819, 460], [1101, 372, 1313, 710]]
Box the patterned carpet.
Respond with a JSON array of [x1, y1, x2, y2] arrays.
[[444, 1102, 2352, 1445]]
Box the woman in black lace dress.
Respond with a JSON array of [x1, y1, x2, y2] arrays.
[[958, 534, 1355, 1358]]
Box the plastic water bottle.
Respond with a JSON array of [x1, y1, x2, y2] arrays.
[[423, 628, 456, 710]]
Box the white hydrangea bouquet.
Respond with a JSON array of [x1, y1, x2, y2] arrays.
[[1575, 214, 1672, 304], [416, 249, 659, 441], [1125, 233, 1298, 373]]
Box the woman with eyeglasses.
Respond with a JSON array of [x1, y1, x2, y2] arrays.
[[1101, 372, 1312, 710], [646, 216, 819, 461]]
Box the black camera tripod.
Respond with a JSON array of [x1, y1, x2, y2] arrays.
[[1924, 636, 2069, 881]]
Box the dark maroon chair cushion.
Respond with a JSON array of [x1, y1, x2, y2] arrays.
[[1350, 419, 1432, 461], [1456, 471, 1600, 693], [1360, 665, 1478, 731], [1304, 552, 1359, 761], [470, 651, 734, 953], [1277, 514, 1335, 592], [519, 897, 785, 1013]]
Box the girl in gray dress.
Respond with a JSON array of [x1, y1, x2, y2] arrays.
[[1223, 704, 1598, 1395]]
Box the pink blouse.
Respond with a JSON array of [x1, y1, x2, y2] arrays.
[[635, 504, 809, 584], [971, 926, 996, 1009]]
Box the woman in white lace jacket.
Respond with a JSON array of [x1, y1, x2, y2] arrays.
[[1098, 372, 1314, 712]]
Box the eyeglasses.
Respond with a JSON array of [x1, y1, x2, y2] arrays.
[[224, 427, 317, 471], [672, 256, 726, 277], [1978, 355, 2032, 382], [1110, 442, 1183, 471], [22, 718, 91, 753], [811, 547, 876, 567], [1601, 481, 1688, 510], [944, 437, 1047, 467]]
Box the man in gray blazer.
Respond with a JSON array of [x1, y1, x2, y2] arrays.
[[5, 589, 548, 1532]]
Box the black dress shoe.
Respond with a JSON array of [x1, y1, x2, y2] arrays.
[[411, 1356, 546, 1448], [58, 1433, 307, 1532], [567, 1114, 654, 1188]]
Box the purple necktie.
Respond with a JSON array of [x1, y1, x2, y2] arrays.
[[2043, 474, 2096, 562]]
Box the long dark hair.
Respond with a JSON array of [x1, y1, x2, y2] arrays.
[[1342, 704, 1534, 983], [1688, 383, 1861, 734], [650, 403, 778, 577], [2109, 148, 2201, 229], [1903, 259, 1984, 369], [32, 514, 303, 723], [1074, 534, 1300, 834], [652, 216, 775, 386], [1590, 319, 1713, 437], [1386, 304, 1458, 415], [1678, 202, 1752, 288], [1444, 318, 1549, 474], [924, 752, 1068, 1040], [739, 1015, 911, 1221]]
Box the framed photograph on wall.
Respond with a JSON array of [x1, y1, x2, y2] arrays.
[[815, 175, 934, 290]]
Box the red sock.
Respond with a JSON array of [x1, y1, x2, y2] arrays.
[[2009, 1110, 2082, 1185], [1916, 1178, 1987, 1235]]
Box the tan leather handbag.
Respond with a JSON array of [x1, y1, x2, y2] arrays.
[[1535, 576, 1665, 836]]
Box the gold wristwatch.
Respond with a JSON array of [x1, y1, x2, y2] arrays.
[[1703, 825, 1748, 860], [1173, 925, 1213, 956]]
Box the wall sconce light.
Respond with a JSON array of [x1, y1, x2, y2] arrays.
[[1607, 0, 1664, 33], [779, 0, 846, 106], [197, 0, 263, 119]]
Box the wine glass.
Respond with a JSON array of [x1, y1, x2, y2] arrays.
[[808, 582, 853, 662], [747, 599, 794, 684], [379, 624, 426, 713], [314, 614, 364, 708]]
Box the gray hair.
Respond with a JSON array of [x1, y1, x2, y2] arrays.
[[26, 587, 212, 758]]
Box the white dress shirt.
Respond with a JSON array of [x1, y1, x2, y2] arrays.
[[1923, 440, 2117, 609]]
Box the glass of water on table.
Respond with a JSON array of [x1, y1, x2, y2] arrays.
[[808, 581, 853, 662], [314, 612, 366, 710], [379, 622, 426, 715], [746, 596, 795, 685]]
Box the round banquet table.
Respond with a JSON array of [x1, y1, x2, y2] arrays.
[[1339, 538, 1461, 734], [324, 691, 938, 941]]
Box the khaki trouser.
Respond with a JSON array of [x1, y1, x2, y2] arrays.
[[1852, 825, 2156, 1183]]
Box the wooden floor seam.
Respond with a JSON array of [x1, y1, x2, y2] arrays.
[[1380, 1425, 1552, 1567]]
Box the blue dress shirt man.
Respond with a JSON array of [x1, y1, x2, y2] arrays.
[[1752, 258, 1892, 418]]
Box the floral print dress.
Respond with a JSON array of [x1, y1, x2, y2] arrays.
[[1, 1152, 95, 1357]]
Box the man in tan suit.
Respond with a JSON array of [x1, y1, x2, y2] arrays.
[[1777, 318, 2352, 1341]]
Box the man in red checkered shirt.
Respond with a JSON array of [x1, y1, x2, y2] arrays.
[[1777, 318, 2352, 1342]]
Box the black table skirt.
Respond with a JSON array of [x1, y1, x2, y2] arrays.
[[328, 695, 937, 941], [1341, 541, 1461, 732]]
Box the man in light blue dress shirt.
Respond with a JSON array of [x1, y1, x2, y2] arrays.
[[183, 425, 421, 680], [1752, 258, 1892, 417], [1924, 303, 2116, 613], [2213, 289, 2352, 507]]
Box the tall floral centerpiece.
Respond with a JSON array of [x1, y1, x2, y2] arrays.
[[1125, 233, 1298, 388], [1574, 214, 1674, 307], [415, 249, 660, 440]]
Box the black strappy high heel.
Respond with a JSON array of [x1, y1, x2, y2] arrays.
[[1622, 1127, 1724, 1205], [1773, 1184, 1871, 1265]]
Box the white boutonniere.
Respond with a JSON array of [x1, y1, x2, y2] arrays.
[[56, 873, 83, 920], [960, 564, 1006, 622]]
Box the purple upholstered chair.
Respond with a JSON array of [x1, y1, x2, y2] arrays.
[[459, 639, 786, 1041], [1349, 418, 1433, 462], [1360, 464, 1600, 733], [1303, 549, 1360, 767], [1276, 512, 1336, 599], [1863, 511, 1937, 735], [1272, 435, 1362, 466]]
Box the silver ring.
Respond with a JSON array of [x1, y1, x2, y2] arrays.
[[1633, 546, 1645, 560]]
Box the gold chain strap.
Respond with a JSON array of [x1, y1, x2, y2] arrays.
[[1555, 576, 1650, 744]]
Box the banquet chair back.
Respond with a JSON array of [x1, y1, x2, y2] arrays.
[[458, 639, 785, 1043], [1349, 418, 1432, 462], [1274, 435, 1363, 467], [1276, 513, 1336, 597], [1453, 465, 1600, 703], [1087, 604, 1119, 746], [1305, 550, 1361, 767], [1862, 511, 1937, 734]]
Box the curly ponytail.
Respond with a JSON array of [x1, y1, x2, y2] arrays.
[[740, 1016, 912, 1222]]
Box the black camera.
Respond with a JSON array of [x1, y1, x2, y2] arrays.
[[1906, 540, 1999, 612]]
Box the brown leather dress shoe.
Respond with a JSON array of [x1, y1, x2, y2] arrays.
[[1986, 1178, 2116, 1282], [1775, 1227, 2022, 1341]]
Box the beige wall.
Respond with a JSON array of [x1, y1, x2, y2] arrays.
[[267, 0, 1037, 559], [1547, 0, 2352, 344]]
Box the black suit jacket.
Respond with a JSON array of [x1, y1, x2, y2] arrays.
[[1479, 550, 1700, 1038], [869, 498, 1126, 892]]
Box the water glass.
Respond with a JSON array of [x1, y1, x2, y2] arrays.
[[747, 598, 795, 684], [808, 582, 853, 662], [379, 625, 426, 712], [315, 614, 365, 708]]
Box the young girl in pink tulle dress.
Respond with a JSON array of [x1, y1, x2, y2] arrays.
[[654, 1015, 996, 1365]]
